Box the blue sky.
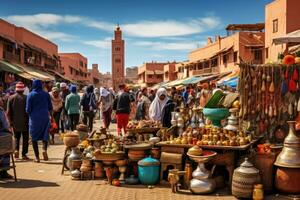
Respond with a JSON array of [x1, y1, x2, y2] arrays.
[[1, 0, 272, 73]]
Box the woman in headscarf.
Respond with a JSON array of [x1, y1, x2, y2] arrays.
[[26, 80, 52, 162], [65, 85, 80, 131], [81, 85, 97, 132], [99, 87, 113, 129], [49, 87, 63, 144], [149, 88, 175, 128]]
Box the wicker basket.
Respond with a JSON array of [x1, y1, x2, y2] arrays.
[[0, 132, 15, 155], [95, 152, 125, 161]]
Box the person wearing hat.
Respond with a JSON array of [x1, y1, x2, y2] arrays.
[[7, 82, 29, 160]]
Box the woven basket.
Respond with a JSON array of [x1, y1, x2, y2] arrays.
[[0, 132, 15, 155], [95, 152, 125, 161]]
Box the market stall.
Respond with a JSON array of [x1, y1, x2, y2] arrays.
[[61, 55, 300, 198]]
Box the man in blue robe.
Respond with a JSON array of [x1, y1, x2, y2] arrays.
[[26, 80, 52, 162]]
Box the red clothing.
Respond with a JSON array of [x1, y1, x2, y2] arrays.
[[116, 113, 129, 135]]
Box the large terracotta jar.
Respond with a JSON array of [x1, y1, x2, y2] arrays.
[[63, 132, 80, 147], [274, 121, 300, 194], [275, 167, 300, 194]]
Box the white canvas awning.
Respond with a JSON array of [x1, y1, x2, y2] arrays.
[[273, 30, 300, 45]]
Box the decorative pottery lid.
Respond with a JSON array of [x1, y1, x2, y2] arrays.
[[187, 146, 203, 156], [138, 156, 160, 166], [235, 158, 259, 174]]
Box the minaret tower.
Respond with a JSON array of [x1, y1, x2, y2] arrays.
[[111, 24, 125, 89]]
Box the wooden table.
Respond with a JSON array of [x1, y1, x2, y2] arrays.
[[156, 139, 259, 190]]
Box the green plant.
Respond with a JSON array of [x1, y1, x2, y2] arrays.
[[295, 51, 300, 57]]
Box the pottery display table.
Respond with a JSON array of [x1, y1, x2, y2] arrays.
[[157, 140, 259, 191]]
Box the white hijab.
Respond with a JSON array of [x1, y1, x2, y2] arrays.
[[100, 87, 109, 97], [149, 88, 169, 121]]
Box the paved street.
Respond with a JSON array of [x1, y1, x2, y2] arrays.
[[0, 120, 283, 200]]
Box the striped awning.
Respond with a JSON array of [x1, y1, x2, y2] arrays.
[[0, 60, 23, 74], [18, 65, 55, 81]]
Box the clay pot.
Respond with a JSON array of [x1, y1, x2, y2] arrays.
[[63, 132, 80, 147], [115, 159, 127, 167], [80, 159, 92, 172], [128, 150, 145, 161], [94, 162, 104, 178], [275, 167, 300, 194]]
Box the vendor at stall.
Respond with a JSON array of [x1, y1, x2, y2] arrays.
[[199, 83, 211, 108], [149, 88, 175, 128], [0, 98, 13, 179]]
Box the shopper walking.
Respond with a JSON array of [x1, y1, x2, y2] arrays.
[[26, 80, 52, 163], [65, 85, 80, 131], [81, 85, 97, 132], [7, 82, 29, 160], [113, 84, 133, 136], [59, 82, 70, 132], [135, 87, 151, 120], [99, 87, 113, 129], [49, 87, 63, 143]]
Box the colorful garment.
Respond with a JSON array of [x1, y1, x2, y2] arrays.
[[26, 80, 52, 142]]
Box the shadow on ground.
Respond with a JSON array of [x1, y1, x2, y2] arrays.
[[0, 179, 59, 188]]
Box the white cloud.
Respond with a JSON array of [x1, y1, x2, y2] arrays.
[[83, 38, 111, 49], [4, 13, 220, 39], [122, 17, 221, 38], [134, 41, 201, 51], [4, 13, 81, 42], [6, 13, 82, 29]]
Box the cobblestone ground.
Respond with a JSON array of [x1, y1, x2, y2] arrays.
[[0, 120, 285, 200]]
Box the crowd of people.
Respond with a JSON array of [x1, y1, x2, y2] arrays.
[[0, 78, 231, 179]]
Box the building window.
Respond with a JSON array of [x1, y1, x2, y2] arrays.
[[254, 49, 262, 61], [273, 19, 278, 33], [234, 52, 238, 63], [148, 75, 153, 78], [204, 61, 209, 68], [85, 63, 87, 68], [80, 61, 83, 67], [4, 43, 13, 53], [223, 54, 228, 65], [265, 48, 269, 59], [115, 58, 121, 63], [115, 47, 121, 51], [211, 58, 218, 67]]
